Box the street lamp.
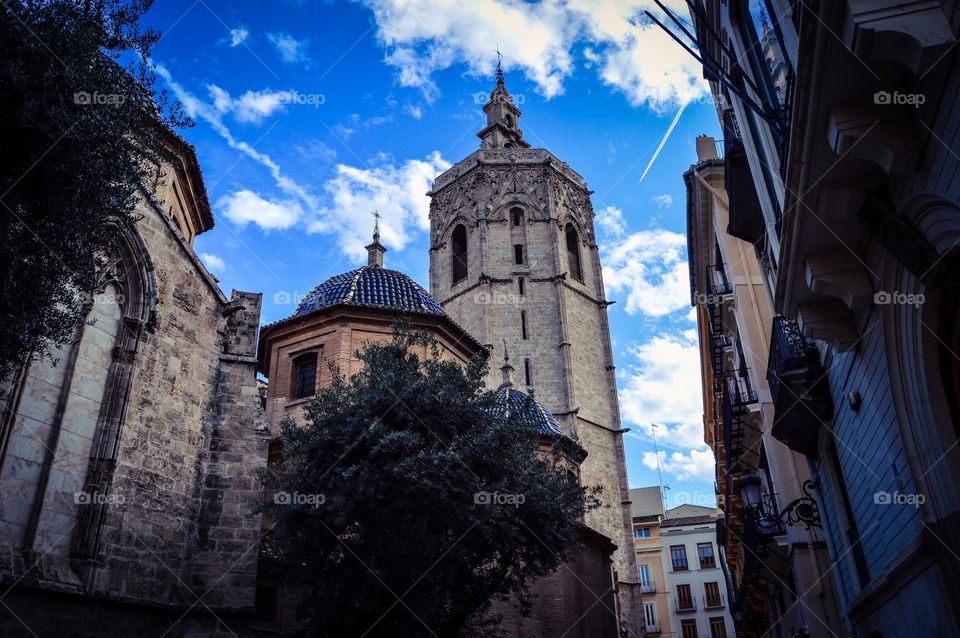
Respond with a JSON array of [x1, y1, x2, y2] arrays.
[[738, 473, 822, 530]]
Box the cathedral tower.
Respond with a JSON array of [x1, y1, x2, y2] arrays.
[[428, 73, 639, 630]]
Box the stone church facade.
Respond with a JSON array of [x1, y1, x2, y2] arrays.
[[428, 72, 641, 635], [0, 133, 268, 637]]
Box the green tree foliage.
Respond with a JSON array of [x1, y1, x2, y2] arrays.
[[263, 328, 599, 637], [0, 0, 188, 380]]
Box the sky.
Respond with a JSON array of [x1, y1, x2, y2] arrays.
[[145, 0, 724, 510]]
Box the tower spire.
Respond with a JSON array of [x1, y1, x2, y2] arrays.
[[499, 339, 514, 388], [495, 45, 504, 86], [477, 49, 529, 150], [365, 210, 387, 267]]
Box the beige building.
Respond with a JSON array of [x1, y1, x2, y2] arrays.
[[631, 486, 670, 636]]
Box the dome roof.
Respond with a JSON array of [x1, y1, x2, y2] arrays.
[[294, 265, 444, 317], [490, 386, 563, 436]]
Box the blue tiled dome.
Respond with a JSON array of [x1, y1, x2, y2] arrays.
[[490, 386, 563, 436], [294, 266, 444, 317]]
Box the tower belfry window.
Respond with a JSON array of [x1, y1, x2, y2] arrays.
[[512, 208, 524, 226], [452, 224, 468, 283], [565, 223, 583, 282], [514, 244, 524, 265]]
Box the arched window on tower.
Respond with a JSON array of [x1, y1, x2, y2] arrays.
[[512, 208, 524, 226], [565, 223, 583, 282], [518, 277, 525, 296], [452, 224, 468, 283]]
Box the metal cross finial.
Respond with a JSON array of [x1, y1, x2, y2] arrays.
[[372, 210, 381, 236], [495, 46, 504, 84]]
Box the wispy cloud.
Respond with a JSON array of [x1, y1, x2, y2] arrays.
[[228, 27, 249, 47], [268, 32, 310, 64]]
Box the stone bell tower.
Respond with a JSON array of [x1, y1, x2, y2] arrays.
[[427, 70, 640, 632]]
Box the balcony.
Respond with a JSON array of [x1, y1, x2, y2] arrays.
[[722, 367, 758, 473], [767, 317, 834, 459], [675, 598, 698, 613], [722, 109, 765, 244], [704, 593, 726, 609], [645, 622, 662, 634], [641, 580, 657, 594]]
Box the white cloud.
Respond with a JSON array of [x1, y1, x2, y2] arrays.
[[642, 449, 715, 482], [268, 32, 309, 64], [405, 104, 424, 119], [208, 85, 293, 124], [619, 332, 713, 482], [602, 229, 689, 316], [217, 190, 303, 230], [229, 28, 249, 47], [200, 252, 226, 272], [360, 0, 707, 110], [651, 194, 673, 208], [596, 205, 626, 238], [153, 64, 320, 214], [310, 152, 451, 259]]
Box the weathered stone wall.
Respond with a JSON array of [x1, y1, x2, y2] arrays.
[[0, 177, 266, 635]]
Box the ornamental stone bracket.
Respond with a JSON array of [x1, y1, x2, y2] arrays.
[[827, 103, 921, 175], [805, 249, 875, 310], [843, 0, 959, 74], [796, 298, 860, 352]]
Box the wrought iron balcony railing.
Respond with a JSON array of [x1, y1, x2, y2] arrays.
[[641, 580, 656, 594], [722, 367, 757, 473], [767, 316, 833, 458]]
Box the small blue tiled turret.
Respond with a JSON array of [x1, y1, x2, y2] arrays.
[[489, 343, 563, 436]]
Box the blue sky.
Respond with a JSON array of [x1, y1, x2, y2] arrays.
[[145, 0, 723, 509]]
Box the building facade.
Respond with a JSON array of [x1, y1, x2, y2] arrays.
[[631, 486, 671, 636], [681, 1, 960, 636], [661, 505, 736, 638], [428, 70, 641, 635], [685, 136, 843, 637], [0, 134, 268, 636]]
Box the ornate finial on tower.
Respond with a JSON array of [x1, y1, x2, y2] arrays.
[[365, 211, 387, 267], [499, 338, 515, 388], [495, 45, 504, 86]]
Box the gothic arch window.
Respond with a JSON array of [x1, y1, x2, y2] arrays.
[[566, 223, 583, 282], [505, 114, 514, 129], [518, 277, 525, 296], [452, 224, 468, 284], [511, 207, 524, 226]]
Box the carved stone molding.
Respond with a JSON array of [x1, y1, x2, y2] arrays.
[[827, 103, 921, 175], [805, 249, 875, 310], [797, 298, 861, 352], [844, 0, 959, 74]]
